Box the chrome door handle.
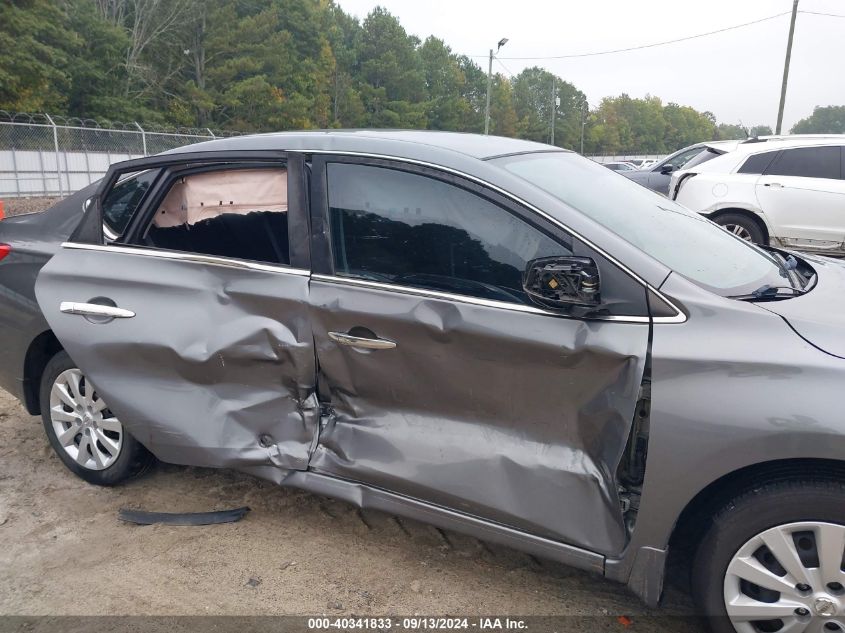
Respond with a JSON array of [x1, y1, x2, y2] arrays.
[[328, 331, 396, 350], [60, 302, 135, 319], [764, 182, 783, 188]]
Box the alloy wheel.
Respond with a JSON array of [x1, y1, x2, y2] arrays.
[[723, 223, 754, 241], [724, 521, 845, 632], [49, 368, 123, 471]]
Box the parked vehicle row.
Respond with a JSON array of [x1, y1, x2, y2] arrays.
[[1, 131, 845, 633], [671, 136, 845, 256]]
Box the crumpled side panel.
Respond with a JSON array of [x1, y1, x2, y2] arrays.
[[309, 281, 648, 556], [35, 248, 317, 470]]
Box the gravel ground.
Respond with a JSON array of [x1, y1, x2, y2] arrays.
[[1, 196, 62, 217], [0, 389, 705, 631]]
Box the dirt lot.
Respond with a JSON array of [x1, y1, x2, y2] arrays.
[[1, 196, 62, 217], [0, 388, 704, 631]]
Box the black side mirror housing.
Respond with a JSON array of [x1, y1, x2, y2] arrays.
[[522, 256, 601, 311], [660, 164, 676, 175]]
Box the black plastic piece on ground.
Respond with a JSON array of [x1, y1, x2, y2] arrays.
[[118, 506, 250, 526]]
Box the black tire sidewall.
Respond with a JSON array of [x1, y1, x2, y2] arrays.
[[39, 350, 149, 486], [692, 481, 845, 632], [714, 213, 766, 245]]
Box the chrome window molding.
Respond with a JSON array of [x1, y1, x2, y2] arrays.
[[303, 149, 687, 324], [60, 242, 310, 277], [313, 274, 655, 324], [72, 149, 687, 323]]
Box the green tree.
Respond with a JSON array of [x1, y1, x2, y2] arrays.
[[0, 0, 72, 112], [489, 75, 517, 138], [420, 37, 468, 131], [714, 123, 748, 140], [791, 106, 845, 134], [357, 7, 426, 127]]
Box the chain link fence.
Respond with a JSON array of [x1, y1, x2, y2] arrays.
[[0, 112, 242, 198]]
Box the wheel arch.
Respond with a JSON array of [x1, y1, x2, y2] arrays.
[[23, 330, 64, 415], [707, 207, 771, 244], [668, 457, 845, 572]]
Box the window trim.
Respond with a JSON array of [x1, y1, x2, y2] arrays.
[[309, 152, 685, 324]]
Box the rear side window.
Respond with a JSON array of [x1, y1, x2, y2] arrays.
[[682, 148, 722, 170], [141, 167, 290, 266], [102, 170, 159, 235], [738, 151, 779, 175], [326, 163, 571, 305], [765, 146, 841, 180]]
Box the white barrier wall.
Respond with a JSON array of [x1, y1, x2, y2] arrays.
[[0, 149, 143, 197]]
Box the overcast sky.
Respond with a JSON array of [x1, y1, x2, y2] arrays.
[[334, 0, 845, 130]]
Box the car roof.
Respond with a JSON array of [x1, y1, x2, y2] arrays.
[[168, 129, 562, 161], [731, 134, 845, 156]]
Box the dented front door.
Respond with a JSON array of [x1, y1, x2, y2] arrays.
[[307, 158, 649, 556]]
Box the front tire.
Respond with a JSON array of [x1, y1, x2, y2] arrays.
[[692, 479, 845, 633], [39, 350, 154, 486]]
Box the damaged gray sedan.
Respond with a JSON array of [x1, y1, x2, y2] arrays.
[[2, 131, 845, 633]]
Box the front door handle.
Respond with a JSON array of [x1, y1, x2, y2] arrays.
[[328, 331, 397, 350], [764, 182, 784, 188], [60, 302, 135, 319]]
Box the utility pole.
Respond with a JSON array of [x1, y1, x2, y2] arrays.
[[776, 0, 799, 134], [484, 38, 508, 135], [549, 77, 556, 146]]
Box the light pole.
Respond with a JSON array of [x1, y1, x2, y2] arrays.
[[484, 38, 508, 135], [580, 101, 588, 154], [549, 77, 558, 146]]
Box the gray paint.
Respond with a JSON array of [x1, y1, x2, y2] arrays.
[[606, 269, 845, 597], [1, 130, 844, 608], [307, 277, 648, 554], [34, 247, 318, 470]]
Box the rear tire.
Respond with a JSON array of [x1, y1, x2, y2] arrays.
[[712, 213, 766, 245], [692, 479, 845, 633], [39, 351, 154, 486]]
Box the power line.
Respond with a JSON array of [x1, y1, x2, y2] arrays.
[[494, 57, 515, 77], [470, 11, 791, 61], [799, 10, 845, 18]]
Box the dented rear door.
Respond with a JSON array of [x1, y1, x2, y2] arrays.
[[34, 152, 319, 475], [307, 157, 649, 556]]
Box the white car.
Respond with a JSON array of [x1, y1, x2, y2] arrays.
[[671, 136, 845, 254]]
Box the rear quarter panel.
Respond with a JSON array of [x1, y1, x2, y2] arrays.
[[0, 186, 93, 400]]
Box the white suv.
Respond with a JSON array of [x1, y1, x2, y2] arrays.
[[671, 136, 845, 255]]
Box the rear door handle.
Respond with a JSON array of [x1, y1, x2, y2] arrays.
[[764, 182, 783, 188], [59, 302, 135, 319], [328, 331, 396, 350]]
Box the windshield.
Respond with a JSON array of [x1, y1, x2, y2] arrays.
[[493, 152, 791, 297]]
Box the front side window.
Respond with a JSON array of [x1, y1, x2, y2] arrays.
[[102, 170, 159, 235], [765, 146, 841, 180], [327, 163, 571, 305], [142, 167, 290, 265], [494, 152, 793, 297]]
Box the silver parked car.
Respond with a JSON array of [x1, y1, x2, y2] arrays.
[[1, 131, 845, 633]]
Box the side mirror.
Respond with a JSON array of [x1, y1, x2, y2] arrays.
[[522, 256, 601, 311], [660, 164, 676, 175]]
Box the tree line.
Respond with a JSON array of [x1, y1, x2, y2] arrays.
[[2, 0, 842, 154]]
